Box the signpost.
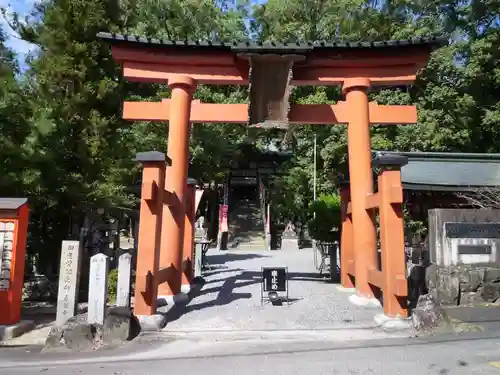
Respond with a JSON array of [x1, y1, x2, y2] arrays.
[[261, 267, 289, 305]]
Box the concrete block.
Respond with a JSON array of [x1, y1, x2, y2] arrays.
[[0, 320, 35, 341]]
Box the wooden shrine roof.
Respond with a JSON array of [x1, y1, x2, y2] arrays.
[[368, 151, 500, 192], [383, 151, 500, 192], [339, 152, 500, 192], [97, 32, 447, 53]]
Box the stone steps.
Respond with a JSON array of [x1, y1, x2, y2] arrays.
[[227, 199, 266, 250]]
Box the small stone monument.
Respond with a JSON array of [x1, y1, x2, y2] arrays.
[[426, 209, 500, 307], [56, 240, 82, 326], [281, 221, 299, 250], [195, 216, 207, 239], [116, 251, 132, 307], [87, 253, 109, 325], [194, 241, 203, 278]]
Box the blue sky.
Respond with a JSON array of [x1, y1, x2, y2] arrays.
[[2, 0, 268, 70], [1, 0, 37, 68]]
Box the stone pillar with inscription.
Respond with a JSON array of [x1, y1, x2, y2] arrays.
[[281, 222, 299, 251], [116, 251, 132, 307], [56, 240, 83, 326], [87, 253, 109, 325]]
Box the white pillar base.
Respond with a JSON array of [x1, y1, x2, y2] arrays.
[[157, 292, 189, 307], [348, 294, 381, 307], [136, 314, 167, 331], [180, 284, 191, 294], [374, 313, 412, 330]]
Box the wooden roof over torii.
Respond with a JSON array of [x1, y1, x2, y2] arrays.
[[97, 32, 446, 128]]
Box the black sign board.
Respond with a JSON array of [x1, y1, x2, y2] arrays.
[[444, 223, 500, 239], [457, 244, 492, 255], [262, 267, 287, 292], [261, 267, 289, 305]]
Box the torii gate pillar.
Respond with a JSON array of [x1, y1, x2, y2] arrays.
[[343, 78, 379, 303], [158, 75, 197, 302]]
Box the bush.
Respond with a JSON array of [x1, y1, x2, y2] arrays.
[[107, 268, 118, 303], [307, 194, 341, 242]]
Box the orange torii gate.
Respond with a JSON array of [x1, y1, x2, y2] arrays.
[[98, 32, 445, 320]]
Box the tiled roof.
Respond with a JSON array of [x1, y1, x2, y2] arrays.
[[376, 151, 500, 191], [0, 198, 28, 210], [97, 32, 447, 52]]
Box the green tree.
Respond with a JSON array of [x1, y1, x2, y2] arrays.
[[0, 29, 31, 197], [3, 0, 500, 272], [8, 0, 138, 272]]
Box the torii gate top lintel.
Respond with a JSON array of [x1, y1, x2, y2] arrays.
[[98, 32, 445, 87], [99, 32, 446, 126]]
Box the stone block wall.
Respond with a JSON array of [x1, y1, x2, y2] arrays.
[[428, 208, 500, 267], [425, 263, 500, 306]]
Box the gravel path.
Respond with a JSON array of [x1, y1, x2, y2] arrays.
[[164, 248, 384, 332]]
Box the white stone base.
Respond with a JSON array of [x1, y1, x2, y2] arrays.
[[281, 238, 299, 251], [136, 314, 167, 331], [335, 285, 356, 293], [348, 294, 381, 307], [374, 313, 412, 330], [265, 233, 272, 251], [181, 284, 191, 294], [0, 320, 35, 341], [157, 292, 189, 307]]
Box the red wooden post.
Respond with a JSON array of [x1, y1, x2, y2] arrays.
[[374, 153, 409, 317], [339, 184, 354, 289], [158, 75, 197, 300], [134, 151, 167, 316], [0, 198, 29, 325], [343, 78, 378, 300], [181, 178, 197, 291]]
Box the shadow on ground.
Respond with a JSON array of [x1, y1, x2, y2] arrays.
[[19, 303, 89, 330], [165, 271, 258, 324], [208, 253, 268, 265], [164, 268, 337, 325]]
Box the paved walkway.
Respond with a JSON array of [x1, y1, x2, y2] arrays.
[[163, 248, 389, 335]]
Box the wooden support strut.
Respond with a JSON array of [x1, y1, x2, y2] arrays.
[[134, 151, 168, 316], [123, 100, 417, 125], [374, 154, 409, 317]]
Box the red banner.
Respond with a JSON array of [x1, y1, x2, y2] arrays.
[[219, 205, 228, 232]]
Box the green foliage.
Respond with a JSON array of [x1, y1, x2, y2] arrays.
[[1, 0, 500, 270], [107, 268, 118, 303], [403, 205, 428, 239], [307, 195, 341, 242]]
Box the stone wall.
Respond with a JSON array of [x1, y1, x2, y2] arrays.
[[428, 208, 500, 266], [425, 263, 500, 306], [22, 275, 58, 301]]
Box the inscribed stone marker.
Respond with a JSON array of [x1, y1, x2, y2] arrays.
[[281, 221, 299, 250], [88, 253, 109, 325], [56, 240, 82, 326], [116, 251, 132, 307]]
